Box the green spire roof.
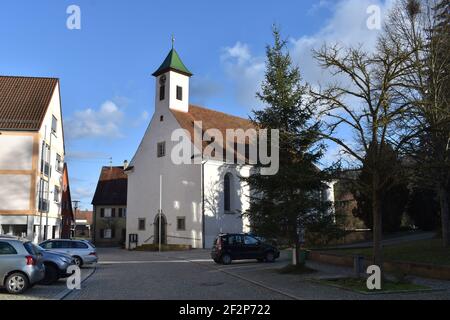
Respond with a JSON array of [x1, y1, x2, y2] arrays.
[[152, 49, 193, 77]]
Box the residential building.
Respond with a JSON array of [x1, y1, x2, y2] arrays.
[[92, 166, 127, 247], [74, 209, 93, 238], [60, 163, 74, 239], [0, 76, 66, 242], [125, 48, 257, 249]]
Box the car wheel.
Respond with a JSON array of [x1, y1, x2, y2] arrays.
[[265, 251, 275, 263], [41, 264, 59, 285], [73, 256, 83, 267], [5, 273, 29, 294], [221, 254, 232, 265]]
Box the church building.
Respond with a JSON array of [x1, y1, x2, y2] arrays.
[[125, 48, 254, 249]]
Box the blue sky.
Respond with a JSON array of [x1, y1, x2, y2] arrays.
[[0, 0, 391, 209]]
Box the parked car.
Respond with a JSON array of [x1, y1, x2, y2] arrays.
[[211, 233, 280, 265], [36, 246, 76, 285], [39, 239, 98, 267], [0, 237, 45, 294]]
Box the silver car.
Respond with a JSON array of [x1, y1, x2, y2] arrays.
[[0, 237, 45, 294], [39, 239, 98, 267], [37, 246, 75, 285]]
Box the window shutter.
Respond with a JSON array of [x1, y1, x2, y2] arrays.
[[100, 208, 104, 218], [112, 208, 116, 217], [118, 208, 123, 218]]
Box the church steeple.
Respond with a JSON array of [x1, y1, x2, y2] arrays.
[[152, 48, 193, 78], [153, 46, 192, 113]]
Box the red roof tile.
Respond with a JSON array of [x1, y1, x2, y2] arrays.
[[0, 76, 58, 130], [92, 166, 128, 205]]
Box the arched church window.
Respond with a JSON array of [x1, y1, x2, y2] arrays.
[[224, 173, 233, 212]]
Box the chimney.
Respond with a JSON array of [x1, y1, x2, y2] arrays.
[[123, 160, 129, 170]]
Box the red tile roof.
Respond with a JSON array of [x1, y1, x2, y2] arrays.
[[0, 76, 58, 130], [171, 104, 256, 161], [92, 166, 128, 205]]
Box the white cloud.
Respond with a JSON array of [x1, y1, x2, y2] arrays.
[[65, 100, 125, 139], [221, 42, 265, 109], [291, 0, 395, 86], [307, 0, 334, 15]]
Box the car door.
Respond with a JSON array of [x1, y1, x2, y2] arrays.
[[0, 241, 20, 281], [227, 235, 245, 259], [71, 241, 88, 258], [243, 236, 261, 259]]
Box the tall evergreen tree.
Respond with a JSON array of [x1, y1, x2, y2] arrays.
[[243, 27, 333, 264]]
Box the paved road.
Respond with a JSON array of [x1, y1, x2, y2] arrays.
[[64, 248, 450, 300], [1, 248, 449, 300]]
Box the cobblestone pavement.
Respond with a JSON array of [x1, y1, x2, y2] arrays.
[[0, 267, 95, 300], [64, 248, 450, 300]]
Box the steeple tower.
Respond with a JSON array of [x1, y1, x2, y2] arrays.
[[153, 45, 192, 113]]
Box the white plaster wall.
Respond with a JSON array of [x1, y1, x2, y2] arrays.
[[155, 71, 190, 113], [38, 83, 64, 222], [0, 175, 31, 210], [0, 135, 33, 170], [203, 161, 251, 248], [126, 108, 202, 248]]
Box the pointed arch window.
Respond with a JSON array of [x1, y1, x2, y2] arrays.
[[224, 173, 233, 212]]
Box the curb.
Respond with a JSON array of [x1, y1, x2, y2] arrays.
[[307, 278, 447, 296]]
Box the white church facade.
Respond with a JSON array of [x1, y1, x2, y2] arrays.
[[125, 48, 255, 249]]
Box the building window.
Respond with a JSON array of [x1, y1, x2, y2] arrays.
[[177, 217, 186, 231], [38, 179, 49, 212], [56, 154, 63, 172], [119, 208, 127, 218], [103, 229, 112, 239], [103, 208, 112, 218], [157, 142, 166, 158], [159, 85, 165, 101], [51, 115, 57, 134], [224, 173, 233, 212], [160, 115, 164, 122], [54, 186, 60, 203], [41, 143, 51, 176], [138, 218, 146, 231], [176, 86, 183, 101]]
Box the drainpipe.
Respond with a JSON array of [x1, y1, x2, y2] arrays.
[[201, 158, 209, 249]]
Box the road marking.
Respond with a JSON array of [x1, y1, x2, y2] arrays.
[[98, 260, 192, 264]]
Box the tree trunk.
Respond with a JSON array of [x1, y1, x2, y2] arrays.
[[438, 185, 450, 247], [372, 173, 383, 272]]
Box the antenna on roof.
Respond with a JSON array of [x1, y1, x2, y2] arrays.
[[109, 157, 112, 169]]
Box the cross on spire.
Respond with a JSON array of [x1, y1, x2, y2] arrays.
[[171, 35, 175, 49]]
